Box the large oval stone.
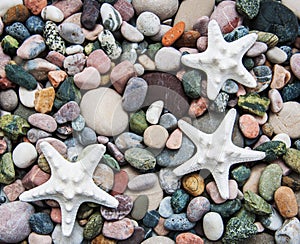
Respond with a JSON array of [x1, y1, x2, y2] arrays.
[[80, 87, 128, 136]]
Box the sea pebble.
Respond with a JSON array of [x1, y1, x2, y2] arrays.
[[86, 49, 111, 74], [146, 100, 164, 124], [43, 21, 66, 54], [74, 66, 101, 90], [125, 148, 156, 172], [121, 21, 144, 43], [0, 89, 18, 111], [131, 195, 149, 220], [29, 212, 54, 235], [268, 89, 283, 113], [0, 201, 35, 243], [52, 222, 83, 244], [27, 128, 51, 143], [206, 180, 238, 204], [34, 87, 55, 114], [24, 0, 47, 15], [25, 16, 45, 34], [142, 210, 160, 228], [77, 127, 97, 146], [98, 29, 122, 60], [166, 128, 182, 150], [203, 212, 224, 241], [65, 45, 83, 55], [290, 53, 300, 80], [63, 53, 86, 76], [128, 173, 157, 191], [274, 186, 298, 218], [3, 4, 30, 25], [28, 232, 52, 244], [246, 42, 268, 57], [143, 125, 169, 149], [52, 0, 83, 19], [46, 51, 65, 68], [28, 113, 57, 133], [102, 218, 134, 240], [81, 0, 100, 30], [275, 217, 300, 244], [100, 3, 122, 32], [41, 6, 64, 22], [186, 196, 210, 222], [93, 163, 114, 191], [21, 164, 50, 189], [266, 46, 288, 64], [176, 233, 203, 244], [17, 34, 46, 60], [159, 196, 174, 219], [164, 213, 196, 231], [136, 11, 161, 36], [182, 173, 204, 196], [12, 142, 37, 168], [3, 179, 25, 202], [154, 47, 181, 72], [24, 58, 60, 81]]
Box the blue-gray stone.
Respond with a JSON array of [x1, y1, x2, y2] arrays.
[[280, 45, 293, 64], [142, 210, 160, 228], [224, 25, 249, 42], [282, 81, 300, 102], [295, 140, 300, 150], [164, 213, 196, 231], [211, 199, 242, 218], [5, 22, 30, 42], [222, 79, 239, 94], [25, 16, 45, 34], [243, 57, 255, 70], [231, 165, 251, 184], [29, 212, 54, 235], [77, 127, 97, 146], [115, 132, 144, 152], [158, 196, 174, 218], [159, 113, 178, 132], [252, 65, 272, 83], [209, 92, 229, 113], [171, 189, 189, 214]]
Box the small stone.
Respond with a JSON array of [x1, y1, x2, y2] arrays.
[[203, 212, 224, 241], [0, 152, 15, 184], [188, 97, 209, 117], [164, 213, 196, 231], [3, 4, 30, 25], [100, 3, 122, 32], [182, 70, 202, 99], [74, 66, 101, 90], [77, 127, 97, 146], [128, 173, 157, 191], [24, 0, 46, 15], [166, 128, 182, 150], [87, 49, 111, 74], [93, 163, 114, 191], [52, 0, 83, 19], [244, 190, 272, 215], [58, 23, 85, 44], [154, 47, 181, 72], [159, 196, 174, 219], [98, 29, 122, 60], [210, 199, 242, 218], [143, 125, 169, 149], [21, 164, 50, 189], [0, 201, 34, 243], [171, 189, 189, 214], [238, 93, 270, 117], [131, 195, 149, 220], [162, 21, 185, 47], [28, 113, 57, 133], [43, 21, 66, 54], [34, 87, 55, 114], [0, 89, 18, 111], [12, 142, 37, 169], [41, 5, 64, 22], [115, 132, 144, 152], [136, 11, 160, 36], [239, 114, 260, 139], [182, 173, 204, 196], [275, 217, 300, 244], [102, 218, 134, 240], [275, 186, 298, 218], [118, 226, 144, 244], [209, 92, 229, 113], [81, 0, 100, 30], [28, 232, 52, 244], [29, 212, 54, 235], [255, 141, 287, 162], [282, 81, 300, 102], [231, 165, 251, 184], [186, 196, 210, 222], [268, 89, 283, 113], [283, 148, 300, 174], [63, 53, 86, 76], [53, 101, 80, 124], [3, 179, 25, 201], [272, 133, 291, 148], [266, 46, 288, 64], [25, 16, 45, 34], [260, 207, 283, 231], [142, 210, 160, 228], [52, 222, 83, 244], [236, 0, 260, 19], [121, 21, 144, 43], [174, 30, 200, 48], [159, 113, 177, 131], [17, 34, 46, 60], [159, 168, 181, 194], [114, 0, 134, 22], [91, 234, 116, 244], [246, 42, 268, 57], [125, 148, 156, 172], [206, 180, 238, 204], [0, 114, 30, 140], [176, 233, 204, 244], [5, 22, 30, 42]]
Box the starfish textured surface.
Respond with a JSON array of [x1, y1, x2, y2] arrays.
[[173, 108, 265, 199], [181, 20, 258, 100], [19, 142, 119, 237]]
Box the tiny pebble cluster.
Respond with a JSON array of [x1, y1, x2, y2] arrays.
[[0, 0, 300, 243]]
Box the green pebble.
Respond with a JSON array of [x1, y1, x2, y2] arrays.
[[125, 148, 156, 172], [171, 189, 190, 214], [244, 190, 272, 215], [238, 93, 270, 116], [243, 57, 255, 70], [14, 104, 36, 120], [54, 77, 81, 109], [147, 43, 162, 60], [5, 64, 37, 90], [255, 141, 287, 162], [83, 212, 103, 240], [210, 199, 242, 218], [77, 203, 94, 220], [222, 217, 258, 244], [235, 206, 256, 223], [129, 110, 148, 135], [249, 30, 279, 48], [1, 35, 19, 56], [101, 154, 120, 172], [0, 152, 15, 184], [258, 164, 282, 201], [236, 0, 260, 19], [0, 114, 30, 141], [182, 70, 202, 99], [231, 165, 251, 185], [283, 148, 300, 174]]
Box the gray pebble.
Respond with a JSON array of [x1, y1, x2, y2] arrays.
[[164, 213, 196, 231], [5, 22, 30, 42], [27, 128, 52, 143], [222, 79, 239, 94], [115, 132, 144, 152], [209, 92, 229, 113], [159, 196, 174, 218], [77, 127, 97, 146], [0, 89, 18, 111], [159, 113, 178, 132], [159, 168, 181, 194], [58, 23, 85, 44], [72, 115, 85, 132], [275, 217, 300, 243], [128, 173, 158, 191]]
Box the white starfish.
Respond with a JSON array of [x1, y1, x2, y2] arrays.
[[19, 142, 119, 237], [181, 20, 258, 100], [173, 108, 265, 199]]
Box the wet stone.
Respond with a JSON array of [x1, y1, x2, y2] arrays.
[[171, 189, 189, 214], [244, 190, 272, 215], [29, 212, 54, 235], [164, 213, 196, 231], [101, 194, 133, 221]]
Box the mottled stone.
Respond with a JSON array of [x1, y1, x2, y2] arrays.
[[52, 0, 83, 19], [21, 164, 50, 189], [260, 207, 283, 231], [0, 114, 30, 140], [236, 0, 260, 19], [0, 152, 15, 184], [238, 93, 270, 117], [43, 21, 66, 54], [164, 213, 196, 231], [83, 212, 103, 240], [275, 186, 298, 218], [81, 0, 100, 30], [275, 217, 300, 244], [102, 218, 134, 240], [255, 141, 287, 162], [244, 190, 272, 215], [187, 196, 210, 222], [129, 110, 148, 135], [3, 4, 30, 25], [29, 212, 54, 235], [3, 179, 25, 201], [176, 232, 204, 244], [128, 173, 157, 191], [25, 16, 45, 34], [211, 199, 242, 218], [93, 163, 114, 191], [171, 189, 189, 214], [0, 89, 18, 111], [125, 148, 156, 172]]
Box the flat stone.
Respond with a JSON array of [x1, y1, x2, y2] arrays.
[[154, 47, 181, 72], [186, 196, 210, 222], [268, 88, 283, 113], [74, 66, 101, 90], [28, 233, 52, 244], [111, 170, 128, 195], [182, 173, 204, 196], [114, 0, 134, 22], [12, 142, 37, 168], [275, 186, 298, 218], [164, 213, 196, 231], [3, 179, 25, 201], [0, 89, 18, 111], [131, 195, 149, 220], [41, 5, 64, 22], [136, 11, 161, 36], [143, 125, 169, 149], [128, 173, 157, 191], [125, 148, 156, 172], [81, 0, 100, 30], [102, 218, 134, 240], [290, 53, 300, 80], [141, 236, 175, 244], [0, 0, 23, 17], [159, 196, 174, 218], [93, 163, 114, 192], [266, 46, 288, 64], [166, 128, 182, 150], [28, 113, 57, 133], [17, 34, 46, 60], [87, 49, 111, 74]]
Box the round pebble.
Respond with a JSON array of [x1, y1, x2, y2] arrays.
[[266, 46, 288, 64], [58, 23, 85, 44], [128, 173, 157, 191], [154, 47, 181, 72], [290, 53, 300, 80], [41, 5, 64, 22], [12, 142, 37, 168], [182, 173, 204, 196], [176, 232, 204, 244], [102, 218, 134, 240], [0, 89, 18, 111], [74, 66, 101, 90], [136, 11, 161, 36], [186, 196, 210, 222], [158, 196, 174, 219], [29, 212, 54, 235], [143, 125, 169, 149], [203, 212, 224, 241], [239, 114, 260, 139], [274, 186, 298, 218]]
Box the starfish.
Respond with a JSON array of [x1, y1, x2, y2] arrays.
[[19, 142, 119, 237], [181, 20, 258, 100], [173, 108, 265, 199]]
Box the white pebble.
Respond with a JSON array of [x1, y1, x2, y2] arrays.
[[41, 6, 64, 22], [134, 63, 145, 76], [66, 45, 84, 55], [272, 133, 291, 148], [121, 21, 144, 43], [13, 142, 37, 168], [154, 47, 181, 72], [100, 3, 122, 32], [19, 84, 42, 108], [136, 11, 161, 36], [203, 212, 224, 241], [268, 88, 283, 113], [138, 54, 156, 70], [266, 46, 288, 64], [146, 100, 164, 124]]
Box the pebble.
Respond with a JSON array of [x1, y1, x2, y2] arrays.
[[34, 87, 55, 113], [182, 173, 204, 196], [28, 113, 57, 133], [125, 148, 156, 172], [80, 87, 128, 136], [258, 163, 283, 201], [52, 0, 83, 19], [122, 77, 148, 112], [159, 168, 181, 194], [143, 210, 160, 228], [65, 44, 83, 55], [74, 66, 101, 90], [268, 89, 283, 113], [3, 179, 25, 201], [143, 125, 169, 149], [182, 70, 202, 99], [0, 201, 34, 243], [146, 100, 164, 124], [118, 227, 144, 244], [0, 114, 30, 141], [77, 127, 97, 146], [273, 133, 291, 148], [87, 49, 111, 74], [25, 16, 45, 34], [93, 163, 114, 191], [80, 0, 100, 30], [154, 47, 181, 72], [63, 53, 86, 75], [236, 0, 260, 19], [186, 196, 210, 222], [29, 212, 54, 235], [275, 217, 300, 244], [0, 153, 15, 185], [100, 3, 122, 32], [239, 114, 260, 139], [283, 148, 300, 175], [53, 101, 80, 124], [0, 89, 18, 111], [121, 21, 143, 43], [41, 6, 64, 22], [164, 213, 196, 231], [12, 142, 37, 168], [159, 196, 174, 219], [17, 34, 46, 60], [176, 233, 203, 244], [128, 173, 157, 191], [171, 189, 189, 214], [98, 30, 122, 60], [244, 190, 272, 215], [210, 199, 242, 218], [260, 207, 283, 231], [101, 194, 132, 221], [136, 11, 161, 36], [255, 140, 287, 162], [275, 186, 298, 218], [203, 212, 224, 241], [43, 21, 66, 54], [22, 164, 50, 189], [206, 180, 238, 204], [0, 0, 23, 17], [129, 110, 148, 135], [28, 233, 52, 244], [246, 42, 268, 57], [266, 46, 288, 64], [141, 236, 175, 244], [50, 207, 61, 224], [159, 113, 178, 131], [282, 81, 300, 102], [115, 132, 144, 152], [290, 53, 300, 80], [3, 4, 30, 25], [166, 128, 182, 150], [131, 195, 149, 220], [24, 0, 47, 15], [102, 218, 134, 240], [162, 21, 185, 47]]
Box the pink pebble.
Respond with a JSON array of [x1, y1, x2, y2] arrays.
[[22, 165, 50, 190], [87, 49, 111, 74]]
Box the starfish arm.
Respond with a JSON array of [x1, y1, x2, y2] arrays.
[[206, 73, 224, 100], [78, 144, 106, 173], [181, 52, 207, 70], [207, 20, 224, 47], [232, 65, 257, 88], [40, 141, 67, 171], [213, 108, 237, 141], [232, 33, 258, 56], [87, 184, 119, 208], [173, 152, 203, 176], [211, 169, 231, 200], [60, 201, 81, 237], [229, 144, 266, 163], [178, 119, 210, 146], [19, 181, 55, 202]]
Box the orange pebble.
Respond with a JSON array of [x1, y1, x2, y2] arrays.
[[162, 21, 185, 47]]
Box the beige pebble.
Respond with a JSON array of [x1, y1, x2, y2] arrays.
[[272, 133, 291, 148], [243, 164, 267, 194], [270, 64, 291, 89], [143, 125, 169, 149], [166, 128, 182, 150], [266, 46, 288, 64], [138, 54, 156, 70], [268, 88, 283, 113]]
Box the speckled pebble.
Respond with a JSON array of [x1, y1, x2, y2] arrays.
[[5, 22, 30, 42], [102, 218, 134, 240], [159, 196, 174, 219], [164, 213, 196, 231], [142, 210, 160, 228], [25, 16, 45, 34], [239, 114, 260, 139], [136, 11, 160, 36], [187, 196, 210, 222], [171, 189, 189, 214], [29, 212, 54, 235], [0, 89, 18, 111]]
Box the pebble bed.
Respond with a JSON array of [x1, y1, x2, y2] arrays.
[[0, 0, 300, 243]]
